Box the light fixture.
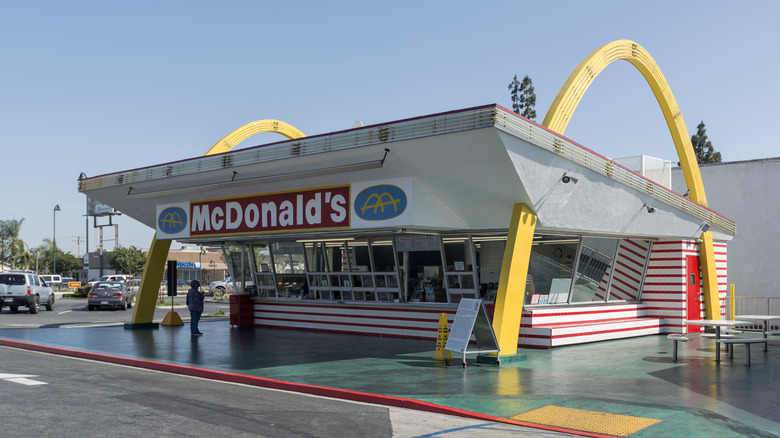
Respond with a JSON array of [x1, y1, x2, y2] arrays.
[[561, 172, 579, 184], [621, 203, 656, 233], [691, 222, 711, 238]]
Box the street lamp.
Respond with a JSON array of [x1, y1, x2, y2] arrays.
[[53, 204, 61, 274], [199, 248, 206, 286]]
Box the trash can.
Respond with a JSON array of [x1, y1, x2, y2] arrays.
[[229, 294, 254, 327]]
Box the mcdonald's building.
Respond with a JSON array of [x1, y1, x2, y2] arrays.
[[78, 41, 735, 354]]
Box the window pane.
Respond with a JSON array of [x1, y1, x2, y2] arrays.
[[252, 244, 272, 273], [442, 237, 470, 271], [607, 240, 651, 301], [272, 242, 307, 296], [571, 238, 618, 303], [370, 240, 396, 271], [346, 241, 371, 272], [526, 236, 579, 305], [224, 245, 252, 294]]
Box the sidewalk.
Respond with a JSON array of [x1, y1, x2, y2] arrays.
[[0, 321, 777, 437]]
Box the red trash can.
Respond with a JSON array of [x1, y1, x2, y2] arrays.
[[229, 294, 254, 327]]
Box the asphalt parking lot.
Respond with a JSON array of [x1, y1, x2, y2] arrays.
[[0, 295, 230, 329]]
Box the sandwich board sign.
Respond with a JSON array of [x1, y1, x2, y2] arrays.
[[444, 299, 499, 367]]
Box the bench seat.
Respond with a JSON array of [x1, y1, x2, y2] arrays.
[[667, 334, 692, 361], [717, 338, 767, 365]]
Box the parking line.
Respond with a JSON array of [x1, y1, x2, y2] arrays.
[[58, 310, 72, 315]]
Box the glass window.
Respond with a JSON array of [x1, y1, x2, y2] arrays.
[[473, 236, 506, 301], [525, 236, 579, 305], [370, 239, 396, 272], [306, 242, 329, 272], [272, 242, 307, 297], [347, 241, 371, 272], [570, 237, 618, 303], [223, 245, 253, 294], [272, 242, 306, 274], [442, 237, 470, 271], [252, 244, 273, 273], [607, 240, 652, 301]]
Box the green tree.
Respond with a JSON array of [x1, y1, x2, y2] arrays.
[[57, 252, 82, 275], [108, 246, 147, 277], [507, 74, 537, 120], [0, 218, 25, 269], [690, 121, 722, 164], [36, 240, 55, 274]]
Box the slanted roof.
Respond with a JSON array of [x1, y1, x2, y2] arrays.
[[79, 105, 735, 242]]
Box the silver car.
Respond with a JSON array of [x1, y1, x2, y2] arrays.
[[87, 281, 134, 311]]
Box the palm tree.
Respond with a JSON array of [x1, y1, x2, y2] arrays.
[[1, 218, 25, 269]]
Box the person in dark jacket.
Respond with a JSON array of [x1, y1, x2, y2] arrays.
[[186, 280, 204, 336]]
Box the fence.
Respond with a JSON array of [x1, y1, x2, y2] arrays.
[[726, 295, 780, 330]]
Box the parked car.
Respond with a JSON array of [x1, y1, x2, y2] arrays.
[[87, 281, 134, 311], [0, 271, 55, 313], [88, 275, 130, 287], [209, 276, 253, 297], [209, 277, 232, 297], [130, 278, 167, 295], [40, 274, 62, 287], [176, 279, 191, 287]]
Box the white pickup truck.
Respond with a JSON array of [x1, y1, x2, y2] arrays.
[[0, 271, 55, 313]]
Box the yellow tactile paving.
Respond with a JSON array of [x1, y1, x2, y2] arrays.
[[511, 405, 661, 437]]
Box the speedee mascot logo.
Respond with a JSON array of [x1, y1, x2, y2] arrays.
[[354, 184, 407, 221], [158, 206, 188, 235]]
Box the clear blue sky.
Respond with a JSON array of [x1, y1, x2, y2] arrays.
[[2, 1, 778, 257]]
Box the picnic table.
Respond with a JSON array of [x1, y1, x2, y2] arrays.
[[734, 315, 780, 351], [685, 319, 748, 362]]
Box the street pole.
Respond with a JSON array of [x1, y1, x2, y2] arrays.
[[53, 204, 61, 274]]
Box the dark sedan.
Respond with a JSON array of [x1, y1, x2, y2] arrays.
[[87, 281, 134, 311]]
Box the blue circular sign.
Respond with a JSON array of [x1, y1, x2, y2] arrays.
[[354, 185, 407, 221], [158, 207, 188, 234]]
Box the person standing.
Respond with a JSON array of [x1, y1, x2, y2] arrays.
[[187, 280, 204, 336]]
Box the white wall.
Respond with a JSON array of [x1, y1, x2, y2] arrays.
[[672, 158, 780, 298]]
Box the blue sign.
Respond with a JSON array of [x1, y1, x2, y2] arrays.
[[158, 207, 188, 234], [354, 184, 407, 221], [177, 262, 199, 269]]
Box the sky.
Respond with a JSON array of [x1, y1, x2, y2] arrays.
[[2, 0, 779, 258]]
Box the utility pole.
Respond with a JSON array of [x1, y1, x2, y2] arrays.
[[72, 236, 85, 257]]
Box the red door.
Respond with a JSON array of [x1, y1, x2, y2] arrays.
[[686, 255, 702, 330]]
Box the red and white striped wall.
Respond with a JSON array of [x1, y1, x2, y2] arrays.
[[642, 241, 697, 333], [253, 301, 452, 339], [518, 304, 660, 348], [642, 240, 728, 334]]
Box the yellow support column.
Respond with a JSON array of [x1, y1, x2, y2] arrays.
[[492, 203, 537, 356], [125, 237, 171, 329], [729, 284, 735, 320]]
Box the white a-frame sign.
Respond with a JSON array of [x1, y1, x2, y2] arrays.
[[444, 299, 499, 367]]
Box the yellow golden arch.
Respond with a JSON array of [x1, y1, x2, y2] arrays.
[[542, 39, 720, 320], [494, 40, 723, 355], [206, 120, 306, 155], [128, 120, 305, 327]]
